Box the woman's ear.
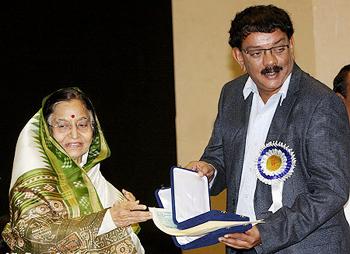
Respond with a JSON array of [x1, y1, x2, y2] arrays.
[[232, 48, 246, 72]]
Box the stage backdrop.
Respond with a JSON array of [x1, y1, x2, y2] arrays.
[[0, 2, 180, 254]]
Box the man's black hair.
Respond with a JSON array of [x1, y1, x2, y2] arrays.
[[228, 4, 294, 49]]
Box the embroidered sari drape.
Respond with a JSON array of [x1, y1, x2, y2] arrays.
[[2, 93, 141, 254]]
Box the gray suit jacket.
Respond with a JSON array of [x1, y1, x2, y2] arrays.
[[201, 64, 350, 253]]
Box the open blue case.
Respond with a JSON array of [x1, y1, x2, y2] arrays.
[[154, 166, 252, 250]]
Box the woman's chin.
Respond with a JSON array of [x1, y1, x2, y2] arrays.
[[67, 151, 84, 164]]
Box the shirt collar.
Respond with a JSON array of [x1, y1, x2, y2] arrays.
[[242, 73, 292, 105]]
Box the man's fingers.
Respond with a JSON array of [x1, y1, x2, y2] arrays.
[[218, 231, 260, 249], [219, 237, 248, 249]]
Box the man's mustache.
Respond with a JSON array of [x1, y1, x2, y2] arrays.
[[261, 65, 283, 75]]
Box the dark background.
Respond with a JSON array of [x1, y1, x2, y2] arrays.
[[0, 2, 180, 253]]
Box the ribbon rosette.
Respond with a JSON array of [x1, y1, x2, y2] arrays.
[[256, 141, 296, 185]]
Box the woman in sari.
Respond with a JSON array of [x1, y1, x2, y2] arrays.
[[2, 87, 152, 253]]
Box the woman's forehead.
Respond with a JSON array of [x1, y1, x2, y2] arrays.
[[51, 99, 89, 118]]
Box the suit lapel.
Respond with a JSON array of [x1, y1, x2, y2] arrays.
[[266, 64, 302, 143], [255, 64, 302, 218], [229, 93, 253, 210]]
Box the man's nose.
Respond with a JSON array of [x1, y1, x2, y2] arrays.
[[262, 49, 278, 66]]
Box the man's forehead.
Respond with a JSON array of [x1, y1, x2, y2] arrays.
[[243, 30, 289, 46]]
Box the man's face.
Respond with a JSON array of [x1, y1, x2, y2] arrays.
[[232, 29, 295, 102]]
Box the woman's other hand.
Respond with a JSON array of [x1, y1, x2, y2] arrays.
[[110, 191, 152, 227]]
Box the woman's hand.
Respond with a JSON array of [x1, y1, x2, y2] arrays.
[[110, 190, 152, 227], [122, 189, 136, 201]]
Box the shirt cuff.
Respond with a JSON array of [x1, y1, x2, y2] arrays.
[[208, 164, 217, 189], [97, 208, 117, 236]]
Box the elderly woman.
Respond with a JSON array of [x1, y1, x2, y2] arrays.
[[2, 87, 151, 253]]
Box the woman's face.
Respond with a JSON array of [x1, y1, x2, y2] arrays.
[[48, 99, 94, 164]]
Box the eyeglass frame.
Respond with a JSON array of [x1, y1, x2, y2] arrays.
[[48, 117, 94, 134], [241, 44, 290, 59]]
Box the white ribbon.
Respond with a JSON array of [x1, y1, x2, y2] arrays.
[[268, 181, 284, 213], [256, 141, 296, 213]]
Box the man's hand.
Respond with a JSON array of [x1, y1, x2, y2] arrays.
[[185, 161, 216, 182], [218, 226, 261, 249], [110, 190, 152, 227]]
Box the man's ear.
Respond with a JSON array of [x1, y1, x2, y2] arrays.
[[232, 48, 246, 72], [289, 36, 296, 60], [336, 92, 345, 102]]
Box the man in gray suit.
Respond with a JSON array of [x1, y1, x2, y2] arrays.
[[186, 5, 350, 253]]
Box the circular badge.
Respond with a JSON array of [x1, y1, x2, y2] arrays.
[[256, 141, 296, 185]]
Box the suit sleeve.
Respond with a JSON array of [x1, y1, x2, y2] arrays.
[[200, 86, 228, 195]]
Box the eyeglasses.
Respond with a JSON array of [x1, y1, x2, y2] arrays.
[[49, 118, 93, 134], [242, 44, 290, 59]]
